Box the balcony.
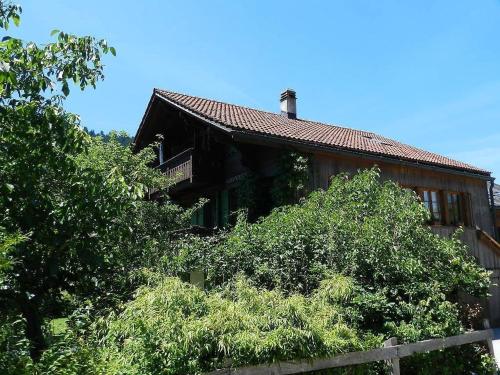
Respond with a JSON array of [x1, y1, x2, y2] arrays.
[[158, 148, 193, 184]]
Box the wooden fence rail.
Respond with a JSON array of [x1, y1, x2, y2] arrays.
[[206, 327, 495, 375]]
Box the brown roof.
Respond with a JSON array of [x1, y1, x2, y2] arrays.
[[151, 89, 489, 176]]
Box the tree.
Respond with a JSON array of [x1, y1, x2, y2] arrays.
[[0, 0, 131, 359], [83, 127, 134, 146]]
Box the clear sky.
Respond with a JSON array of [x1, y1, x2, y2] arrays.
[[13, 0, 500, 178]]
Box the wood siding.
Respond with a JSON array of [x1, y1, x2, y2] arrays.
[[311, 152, 494, 236]]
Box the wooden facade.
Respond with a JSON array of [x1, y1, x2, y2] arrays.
[[311, 151, 495, 235], [496, 207, 500, 236], [135, 91, 500, 324]]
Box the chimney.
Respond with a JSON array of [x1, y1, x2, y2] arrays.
[[280, 89, 297, 119]]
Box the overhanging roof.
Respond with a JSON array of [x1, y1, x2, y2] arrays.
[[135, 89, 491, 177]]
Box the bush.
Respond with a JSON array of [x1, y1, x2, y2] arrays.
[[0, 317, 32, 375], [177, 169, 492, 372], [94, 276, 381, 375]]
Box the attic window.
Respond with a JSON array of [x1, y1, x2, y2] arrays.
[[362, 135, 396, 147]]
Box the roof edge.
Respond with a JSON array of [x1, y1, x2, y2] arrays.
[[133, 90, 157, 151], [136, 89, 491, 178], [230, 129, 491, 180]]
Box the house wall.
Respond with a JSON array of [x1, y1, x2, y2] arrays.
[[433, 226, 500, 326], [311, 151, 495, 236], [496, 208, 500, 235], [310, 151, 500, 324]]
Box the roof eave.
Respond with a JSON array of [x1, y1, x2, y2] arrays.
[[133, 90, 158, 151], [230, 129, 491, 180]]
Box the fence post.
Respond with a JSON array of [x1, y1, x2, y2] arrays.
[[384, 337, 400, 375], [483, 319, 495, 356]]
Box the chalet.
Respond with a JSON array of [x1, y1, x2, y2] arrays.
[[134, 88, 500, 323]]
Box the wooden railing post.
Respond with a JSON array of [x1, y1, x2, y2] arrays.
[[189, 154, 193, 183], [483, 319, 495, 357], [384, 337, 400, 375]]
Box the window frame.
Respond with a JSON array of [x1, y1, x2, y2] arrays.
[[446, 191, 465, 226], [419, 188, 443, 225]]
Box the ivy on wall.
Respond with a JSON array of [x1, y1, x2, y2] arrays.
[[271, 151, 310, 207]]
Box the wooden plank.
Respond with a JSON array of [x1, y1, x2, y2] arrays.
[[384, 337, 400, 375], [483, 319, 495, 356], [205, 347, 397, 375], [205, 329, 494, 375], [396, 330, 492, 358]]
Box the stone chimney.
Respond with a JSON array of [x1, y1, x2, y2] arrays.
[[280, 89, 297, 119]]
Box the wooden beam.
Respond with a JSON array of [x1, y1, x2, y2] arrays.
[[205, 329, 493, 375], [384, 337, 400, 375]]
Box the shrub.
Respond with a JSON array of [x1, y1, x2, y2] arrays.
[[177, 169, 492, 372], [94, 276, 380, 375]]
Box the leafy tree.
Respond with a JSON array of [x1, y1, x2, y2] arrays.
[[0, 2, 115, 106], [0, 1, 151, 359], [83, 127, 134, 146], [71, 134, 194, 308]]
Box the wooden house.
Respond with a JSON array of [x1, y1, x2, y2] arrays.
[[134, 88, 500, 324]]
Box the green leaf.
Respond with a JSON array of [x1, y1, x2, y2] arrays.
[[12, 15, 20, 27], [50, 29, 60, 36], [62, 81, 70, 96], [109, 46, 116, 56]]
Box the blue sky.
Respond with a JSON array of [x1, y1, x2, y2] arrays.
[[14, 0, 500, 178]]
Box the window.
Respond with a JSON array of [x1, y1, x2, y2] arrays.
[[447, 192, 463, 225], [422, 189, 442, 223], [418, 188, 471, 227]]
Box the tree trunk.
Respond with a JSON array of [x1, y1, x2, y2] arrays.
[[20, 298, 46, 360]]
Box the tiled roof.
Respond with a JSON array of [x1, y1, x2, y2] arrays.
[[153, 89, 489, 175]]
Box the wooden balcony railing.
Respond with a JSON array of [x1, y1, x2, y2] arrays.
[[158, 148, 193, 184], [167, 158, 192, 183]]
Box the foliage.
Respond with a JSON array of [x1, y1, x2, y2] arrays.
[[93, 276, 379, 375], [0, 109, 185, 353], [0, 227, 26, 283], [0, 2, 114, 107], [0, 313, 102, 375], [180, 169, 492, 372], [0, 0, 169, 359], [270, 151, 310, 206], [0, 317, 32, 375], [0, 1, 494, 373], [83, 127, 134, 146], [400, 345, 497, 375]]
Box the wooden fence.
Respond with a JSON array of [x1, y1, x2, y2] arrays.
[[206, 325, 495, 375]]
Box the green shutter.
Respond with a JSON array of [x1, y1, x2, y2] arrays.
[[191, 207, 204, 226]]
